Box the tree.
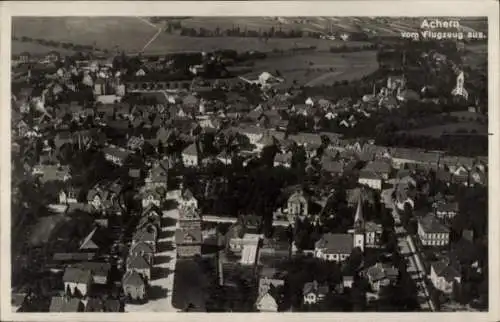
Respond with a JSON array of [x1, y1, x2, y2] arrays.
[[347, 247, 364, 274], [291, 145, 307, 172]]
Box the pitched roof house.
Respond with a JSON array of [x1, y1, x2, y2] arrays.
[[122, 270, 147, 301], [430, 259, 461, 294], [314, 233, 353, 262], [303, 280, 329, 305]]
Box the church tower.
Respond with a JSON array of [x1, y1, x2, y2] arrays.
[[353, 194, 365, 252]]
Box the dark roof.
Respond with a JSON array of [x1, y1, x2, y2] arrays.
[[79, 226, 109, 250], [62, 267, 92, 284], [315, 233, 353, 254], [432, 260, 461, 282], [436, 202, 459, 213], [322, 160, 344, 173], [130, 241, 154, 254], [122, 270, 145, 287], [418, 214, 449, 234], [49, 297, 82, 312], [127, 254, 150, 270], [303, 280, 329, 296], [53, 252, 95, 262], [70, 262, 110, 277], [133, 228, 156, 243], [359, 170, 382, 180], [182, 143, 198, 156], [85, 297, 104, 312], [362, 160, 392, 174]]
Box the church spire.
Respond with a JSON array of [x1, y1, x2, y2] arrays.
[[354, 193, 364, 230]]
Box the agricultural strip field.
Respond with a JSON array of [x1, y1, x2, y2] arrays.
[[241, 50, 378, 87], [144, 35, 372, 54]]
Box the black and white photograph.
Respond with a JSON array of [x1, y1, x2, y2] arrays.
[[1, 1, 499, 320]]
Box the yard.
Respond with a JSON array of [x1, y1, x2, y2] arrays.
[[171, 258, 212, 311], [27, 214, 69, 247]]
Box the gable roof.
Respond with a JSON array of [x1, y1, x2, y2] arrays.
[[182, 143, 198, 156], [122, 270, 145, 287], [432, 260, 461, 282], [133, 228, 156, 243], [127, 254, 151, 270], [362, 160, 392, 174], [62, 267, 92, 284], [130, 241, 154, 254], [303, 280, 329, 296], [70, 262, 110, 278], [79, 226, 109, 250], [418, 214, 450, 234], [315, 233, 353, 254]]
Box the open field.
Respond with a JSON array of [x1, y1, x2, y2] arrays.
[[12, 17, 486, 55], [12, 40, 75, 56], [242, 50, 378, 86], [464, 43, 487, 68], [28, 214, 68, 247], [144, 35, 371, 54], [154, 17, 487, 35], [398, 122, 488, 138], [12, 17, 157, 53]]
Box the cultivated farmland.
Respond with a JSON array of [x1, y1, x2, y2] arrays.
[[241, 51, 378, 87], [144, 35, 371, 54]]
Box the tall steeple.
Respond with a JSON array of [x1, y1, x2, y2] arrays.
[[354, 193, 364, 230]]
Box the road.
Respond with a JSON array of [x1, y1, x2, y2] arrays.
[[382, 187, 434, 311], [125, 203, 179, 312]]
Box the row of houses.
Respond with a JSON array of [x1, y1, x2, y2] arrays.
[[122, 205, 162, 301]]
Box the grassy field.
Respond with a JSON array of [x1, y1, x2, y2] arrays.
[[399, 122, 488, 138], [28, 214, 69, 247], [241, 50, 378, 87], [12, 40, 75, 56]]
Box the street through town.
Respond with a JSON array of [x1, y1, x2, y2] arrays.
[[381, 188, 434, 311], [125, 204, 179, 312]]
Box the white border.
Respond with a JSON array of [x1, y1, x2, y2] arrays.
[[1, 1, 499, 322]]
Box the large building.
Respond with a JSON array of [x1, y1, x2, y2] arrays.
[[417, 214, 450, 247]]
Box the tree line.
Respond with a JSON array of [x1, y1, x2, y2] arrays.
[[12, 36, 109, 55]]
